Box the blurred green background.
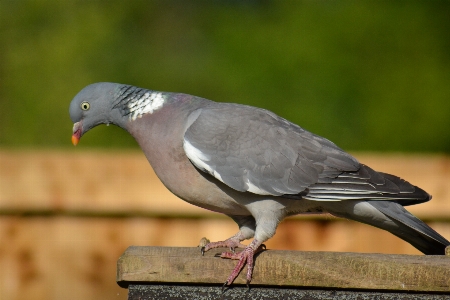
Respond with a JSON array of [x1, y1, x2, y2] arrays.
[[1, 1, 449, 152]]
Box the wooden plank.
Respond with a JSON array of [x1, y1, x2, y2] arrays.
[[117, 246, 450, 292], [0, 217, 128, 300], [0, 150, 449, 219], [0, 150, 206, 216], [0, 216, 449, 300]]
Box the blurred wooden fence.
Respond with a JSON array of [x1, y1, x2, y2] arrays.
[[0, 150, 449, 300]]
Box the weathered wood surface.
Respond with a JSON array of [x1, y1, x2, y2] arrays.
[[117, 246, 450, 292]]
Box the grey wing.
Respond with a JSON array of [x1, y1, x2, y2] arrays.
[[303, 164, 431, 204], [183, 103, 360, 196]]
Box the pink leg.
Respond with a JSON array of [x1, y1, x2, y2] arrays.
[[219, 239, 266, 288]]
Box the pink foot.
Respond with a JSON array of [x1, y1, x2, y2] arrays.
[[219, 240, 266, 288]]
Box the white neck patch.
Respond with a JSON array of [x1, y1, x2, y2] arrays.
[[127, 92, 165, 121]]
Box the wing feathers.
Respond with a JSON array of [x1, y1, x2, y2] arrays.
[[183, 104, 424, 205], [302, 165, 430, 205], [183, 104, 359, 196]]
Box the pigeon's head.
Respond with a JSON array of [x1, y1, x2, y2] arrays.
[[69, 82, 119, 146]]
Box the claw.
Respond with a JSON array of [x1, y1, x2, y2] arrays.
[[201, 247, 205, 256], [222, 281, 228, 293], [206, 239, 262, 289]]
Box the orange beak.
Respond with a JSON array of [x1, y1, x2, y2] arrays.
[[72, 121, 82, 146], [72, 134, 80, 146]]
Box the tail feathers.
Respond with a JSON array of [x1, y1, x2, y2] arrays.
[[368, 201, 449, 255]]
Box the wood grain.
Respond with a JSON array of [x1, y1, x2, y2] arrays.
[[117, 246, 450, 292]]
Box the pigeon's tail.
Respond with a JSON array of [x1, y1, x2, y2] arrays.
[[309, 164, 449, 255], [302, 164, 431, 206], [324, 200, 449, 255], [367, 201, 449, 255]]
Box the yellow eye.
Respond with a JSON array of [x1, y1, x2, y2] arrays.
[[81, 102, 90, 111]]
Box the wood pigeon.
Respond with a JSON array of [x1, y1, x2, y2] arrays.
[[69, 82, 449, 287]]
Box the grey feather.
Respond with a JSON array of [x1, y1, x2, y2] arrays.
[[301, 165, 430, 205], [368, 201, 449, 255], [183, 103, 359, 196]]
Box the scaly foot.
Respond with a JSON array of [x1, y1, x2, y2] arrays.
[[219, 239, 266, 288]]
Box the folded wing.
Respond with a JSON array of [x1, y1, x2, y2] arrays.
[[183, 103, 359, 196]]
